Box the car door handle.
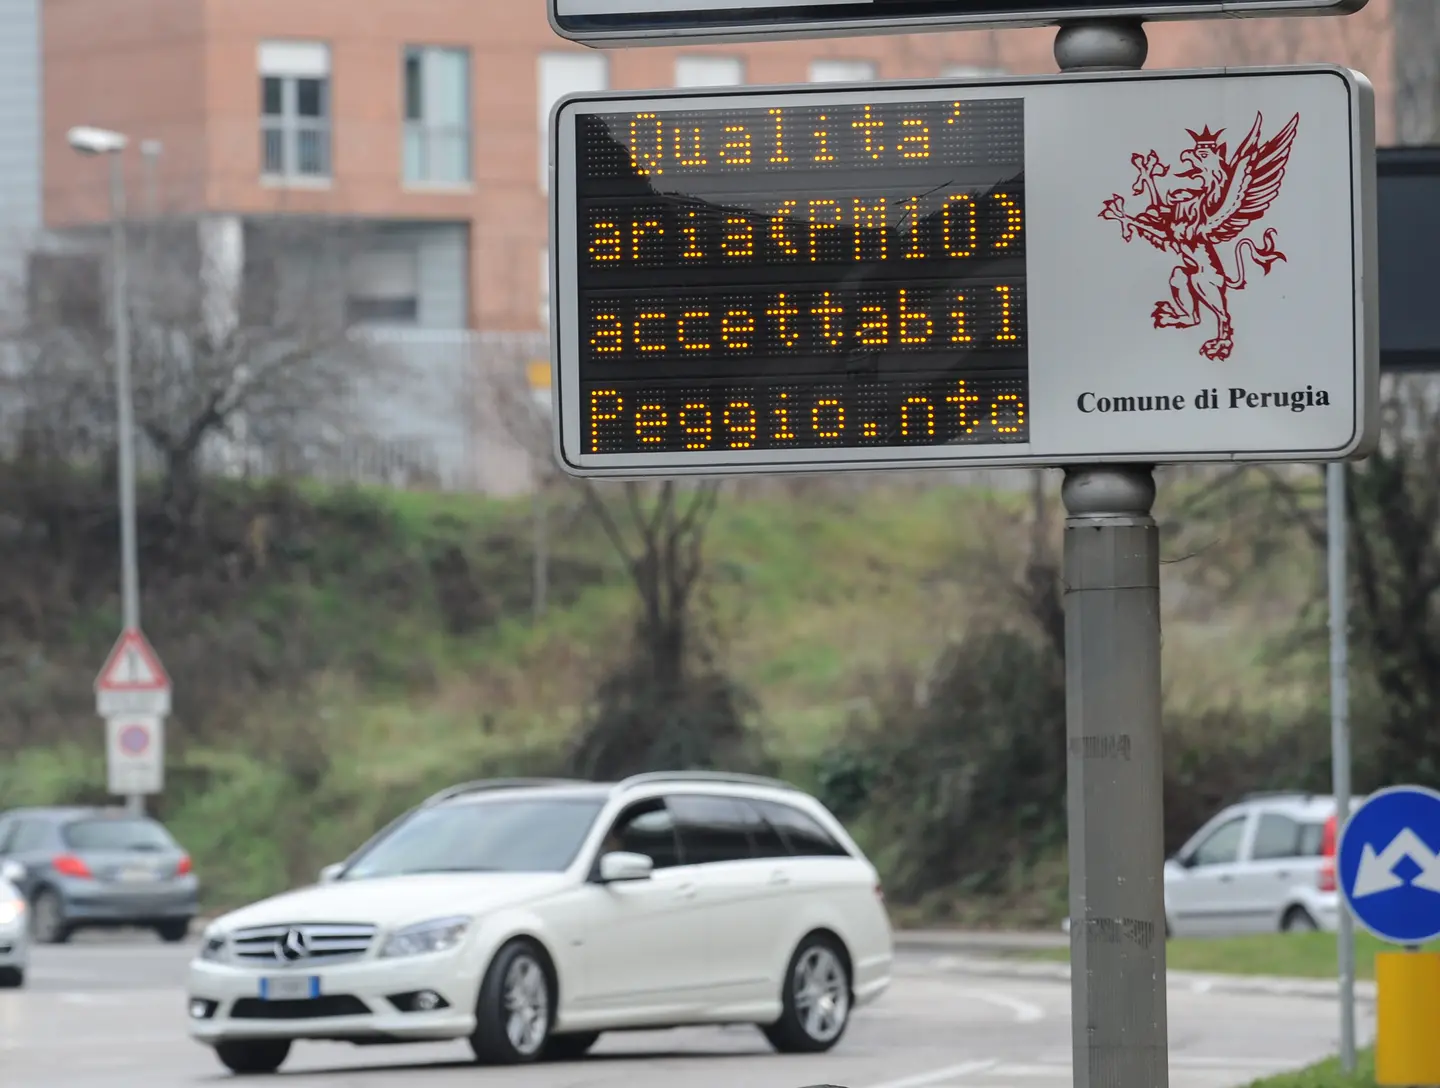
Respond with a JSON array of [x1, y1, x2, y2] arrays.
[[769, 870, 791, 886], [1277, 870, 1291, 880], [675, 882, 697, 899], [1218, 874, 1233, 883]]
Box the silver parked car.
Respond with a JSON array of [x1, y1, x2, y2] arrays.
[[0, 807, 199, 944], [0, 861, 27, 987], [1163, 791, 1362, 937]]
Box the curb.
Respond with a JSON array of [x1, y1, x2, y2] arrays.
[[893, 936, 1377, 1004]]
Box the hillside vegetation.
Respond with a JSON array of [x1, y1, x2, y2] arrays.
[[0, 467, 1339, 916]]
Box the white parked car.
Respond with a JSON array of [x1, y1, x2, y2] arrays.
[[1163, 791, 1362, 937], [188, 772, 893, 1075], [0, 860, 28, 987]]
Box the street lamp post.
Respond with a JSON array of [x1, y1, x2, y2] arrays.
[[69, 125, 143, 817]]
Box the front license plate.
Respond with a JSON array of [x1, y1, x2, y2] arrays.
[[259, 975, 320, 1001]]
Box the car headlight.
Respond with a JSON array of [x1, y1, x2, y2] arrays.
[[0, 899, 24, 926], [198, 932, 228, 962], [378, 916, 470, 959]]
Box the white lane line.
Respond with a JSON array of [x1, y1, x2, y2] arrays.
[[961, 989, 1046, 1024], [865, 1059, 1001, 1088]]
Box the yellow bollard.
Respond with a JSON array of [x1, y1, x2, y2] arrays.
[[1376, 951, 1440, 1086]]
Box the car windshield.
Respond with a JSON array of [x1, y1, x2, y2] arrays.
[[62, 818, 176, 852], [341, 796, 605, 879]]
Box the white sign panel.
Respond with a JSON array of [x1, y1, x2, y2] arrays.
[[95, 627, 172, 717], [549, 0, 1368, 48], [106, 715, 164, 796], [549, 66, 1378, 478]]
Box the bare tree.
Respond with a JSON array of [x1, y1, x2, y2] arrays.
[[476, 349, 760, 776], [12, 214, 397, 515]]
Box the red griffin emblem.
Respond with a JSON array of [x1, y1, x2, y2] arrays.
[[1098, 112, 1300, 361]]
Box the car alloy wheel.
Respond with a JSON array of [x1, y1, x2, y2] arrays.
[[30, 891, 70, 945], [763, 933, 853, 1054], [503, 953, 550, 1056], [793, 944, 850, 1044], [470, 940, 555, 1064]]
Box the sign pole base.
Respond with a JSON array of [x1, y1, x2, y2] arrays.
[[1063, 466, 1168, 1088]]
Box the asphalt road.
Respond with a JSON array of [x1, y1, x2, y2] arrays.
[[2, 938, 1376, 1087]]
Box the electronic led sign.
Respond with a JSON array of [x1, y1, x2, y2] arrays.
[[549, 0, 1369, 49], [550, 67, 1377, 477]]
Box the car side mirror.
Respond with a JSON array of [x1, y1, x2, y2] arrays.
[[318, 863, 345, 884], [598, 851, 653, 883], [0, 860, 23, 884]]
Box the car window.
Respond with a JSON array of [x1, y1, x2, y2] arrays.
[[603, 799, 682, 869], [751, 799, 850, 857], [1191, 816, 1246, 866], [1297, 821, 1327, 857], [735, 800, 789, 859], [62, 817, 176, 852], [1250, 814, 1317, 861], [667, 795, 756, 865], [0, 818, 15, 855], [342, 797, 604, 879], [9, 820, 50, 853]]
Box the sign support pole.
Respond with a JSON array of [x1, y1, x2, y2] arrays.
[[1056, 27, 1168, 1088], [1327, 459, 1356, 1073]]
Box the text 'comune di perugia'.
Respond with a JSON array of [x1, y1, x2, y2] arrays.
[[1076, 386, 1332, 416]]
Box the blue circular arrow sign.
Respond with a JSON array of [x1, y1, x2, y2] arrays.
[[1338, 784, 1440, 945]]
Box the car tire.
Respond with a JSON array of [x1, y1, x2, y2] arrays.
[[469, 939, 554, 1065], [543, 1031, 600, 1061], [1282, 907, 1318, 933], [762, 932, 853, 1054], [0, 967, 23, 988], [156, 919, 191, 943], [30, 890, 71, 945], [213, 1039, 291, 1075]]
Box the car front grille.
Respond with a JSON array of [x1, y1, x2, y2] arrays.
[[229, 923, 377, 966]]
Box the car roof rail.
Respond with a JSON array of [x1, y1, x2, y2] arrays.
[[615, 770, 801, 793], [1241, 790, 1316, 802], [421, 778, 590, 807]]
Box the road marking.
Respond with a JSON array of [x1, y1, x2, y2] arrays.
[[961, 988, 1046, 1023], [865, 1059, 1000, 1088]]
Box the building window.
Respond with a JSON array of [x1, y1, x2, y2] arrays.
[[808, 59, 876, 82], [674, 55, 744, 87], [538, 52, 609, 192], [259, 41, 332, 181], [346, 246, 419, 326], [404, 46, 471, 186]]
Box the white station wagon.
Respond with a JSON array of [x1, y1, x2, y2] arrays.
[[188, 773, 893, 1074]]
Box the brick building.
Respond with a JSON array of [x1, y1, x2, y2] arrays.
[[38, 0, 1397, 335], [21, 0, 1397, 490]]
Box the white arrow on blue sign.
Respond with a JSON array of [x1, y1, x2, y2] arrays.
[[1337, 784, 1440, 944]]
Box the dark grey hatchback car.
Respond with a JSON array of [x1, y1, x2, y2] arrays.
[[0, 807, 199, 943]]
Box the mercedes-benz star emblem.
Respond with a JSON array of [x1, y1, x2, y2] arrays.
[[277, 929, 308, 963]]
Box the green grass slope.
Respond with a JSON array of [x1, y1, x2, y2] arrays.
[[0, 476, 1321, 911]]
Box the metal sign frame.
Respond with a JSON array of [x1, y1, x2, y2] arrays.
[[549, 65, 1378, 479], [548, 0, 1368, 48]]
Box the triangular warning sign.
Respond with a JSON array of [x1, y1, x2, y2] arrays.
[[95, 628, 171, 693]]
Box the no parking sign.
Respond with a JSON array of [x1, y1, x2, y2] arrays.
[[105, 716, 164, 795]]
